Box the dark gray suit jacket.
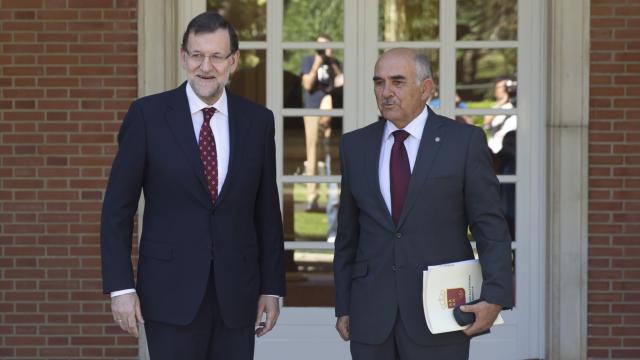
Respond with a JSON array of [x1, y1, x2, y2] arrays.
[[333, 107, 513, 346]]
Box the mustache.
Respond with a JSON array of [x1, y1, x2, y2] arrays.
[[381, 98, 398, 106]]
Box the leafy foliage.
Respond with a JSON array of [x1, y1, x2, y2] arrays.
[[283, 0, 343, 42], [378, 0, 439, 41], [457, 0, 517, 41], [207, 0, 268, 41]]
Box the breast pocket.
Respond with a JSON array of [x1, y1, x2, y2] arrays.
[[425, 175, 461, 195]]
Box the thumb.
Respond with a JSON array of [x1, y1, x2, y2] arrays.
[[255, 303, 265, 325], [460, 304, 476, 313], [135, 301, 145, 324]]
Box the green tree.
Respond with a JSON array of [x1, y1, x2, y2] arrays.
[[457, 0, 517, 41], [379, 0, 439, 41], [282, 0, 344, 76], [282, 0, 343, 42], [208, 0, 268, 41]]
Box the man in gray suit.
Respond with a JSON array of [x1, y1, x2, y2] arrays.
[[333, 48, 513, 359]]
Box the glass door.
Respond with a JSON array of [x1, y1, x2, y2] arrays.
[[192, 1, 545, 359], [268, 0, 356, 357]]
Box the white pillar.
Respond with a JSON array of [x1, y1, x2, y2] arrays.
[[547, 0, 590, 358]]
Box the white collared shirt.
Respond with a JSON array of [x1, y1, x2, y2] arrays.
[[186, 82, 230, 191], [378, 106, 429, 213]]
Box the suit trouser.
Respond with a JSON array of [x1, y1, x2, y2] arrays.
[[144, 262, 255, 360], [350, 312, 470, 360]]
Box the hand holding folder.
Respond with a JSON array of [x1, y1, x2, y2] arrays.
[[422, 259, 504, 334]]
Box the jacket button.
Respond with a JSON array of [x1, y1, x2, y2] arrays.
[[392, 265, 398, 271], [395, 232, 402, 239]]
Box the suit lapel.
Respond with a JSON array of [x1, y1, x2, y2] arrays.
[[396, 107, 444, 229], [214, 90, 250, 209], [365, 120, 396, 231], [163, 82, 211, 208]]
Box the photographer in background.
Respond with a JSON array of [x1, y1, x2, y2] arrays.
[[300, 34, 343, 212]]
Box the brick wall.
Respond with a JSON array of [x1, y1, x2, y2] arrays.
[[0, 0, 138, 358], [589, 0, 640, 359]]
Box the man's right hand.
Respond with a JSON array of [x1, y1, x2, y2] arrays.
[[111, 292, 144, 338], [313, 53, 325, 66], [335, 315, 350, 341]]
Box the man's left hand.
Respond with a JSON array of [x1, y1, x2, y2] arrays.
[[460, 300, 502, 336], [255, 295, 280, 337]]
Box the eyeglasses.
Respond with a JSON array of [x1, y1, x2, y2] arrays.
[[184, 50, 234, 66]]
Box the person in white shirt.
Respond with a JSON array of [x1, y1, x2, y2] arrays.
[[484, 78, 517, 153], [333, 48, 513, 360]]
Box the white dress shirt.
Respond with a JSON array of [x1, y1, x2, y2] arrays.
[[186, 83, 230, 191], [378, 106, 429, 214]]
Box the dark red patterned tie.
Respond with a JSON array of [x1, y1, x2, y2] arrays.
[[390, 130, 410, 225], [199, 107, 218, 204]]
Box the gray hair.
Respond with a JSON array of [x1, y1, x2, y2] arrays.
[[415, 53, 432, 83]]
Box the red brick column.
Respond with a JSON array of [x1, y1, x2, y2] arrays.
[[0, 0, 138, 358], [589, 1, 640, 358]]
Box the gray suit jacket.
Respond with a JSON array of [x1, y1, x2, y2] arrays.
[[333, 107, 513, 346]]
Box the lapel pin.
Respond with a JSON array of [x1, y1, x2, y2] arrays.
[[435, 137, 441, 142]]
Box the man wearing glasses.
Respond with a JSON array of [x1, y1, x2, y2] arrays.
[[100, 12, 285, 360]]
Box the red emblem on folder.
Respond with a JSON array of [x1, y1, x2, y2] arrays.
[[446, 288, 466, 309]]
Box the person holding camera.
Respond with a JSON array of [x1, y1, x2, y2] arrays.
[[300, 34, 343, 216]]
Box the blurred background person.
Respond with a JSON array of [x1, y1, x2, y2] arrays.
[[428, 89, 473, 125], [484, 77, 517, 153], [493, 130, 516, 240], [300, 34, 343, 242], [300, 34, 343, 212]]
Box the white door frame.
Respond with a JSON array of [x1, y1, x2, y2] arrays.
[[547, 0, 590, 359]]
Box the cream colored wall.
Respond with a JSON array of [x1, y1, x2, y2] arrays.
[[548, 0, 590, 359]]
